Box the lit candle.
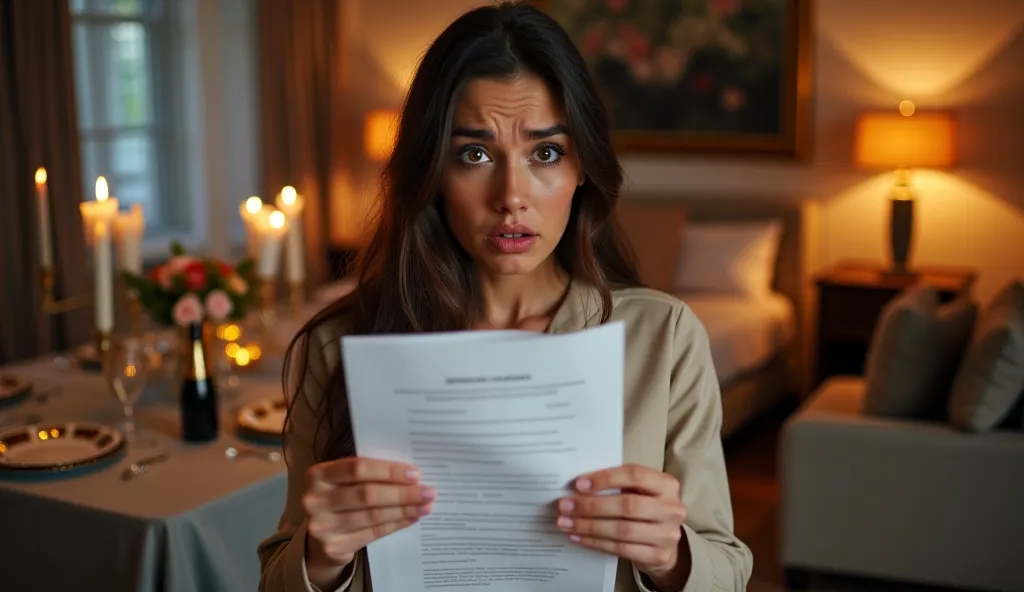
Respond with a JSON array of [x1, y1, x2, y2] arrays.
[[239, 196, 267, 261], [113, 203, 146, 275], [254, 209, 289, 280], [275, 186, 305, 284], [35, 168, 53, 268], [79, 177, 119, 333]]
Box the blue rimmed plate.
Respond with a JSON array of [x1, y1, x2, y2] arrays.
[[0, 421, 124, 473]]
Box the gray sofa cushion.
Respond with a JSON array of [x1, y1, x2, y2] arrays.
[[863, 286, 977, 419], [949, 280, 1024, 432]]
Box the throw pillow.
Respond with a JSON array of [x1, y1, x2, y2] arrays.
[[863, 286, 978, 419], [948, 280, 1024, 432], [671, 219, 783, 296], [614, 201, 687, 293]]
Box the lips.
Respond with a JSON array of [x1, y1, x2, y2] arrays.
[[488, 223, 538, 254]]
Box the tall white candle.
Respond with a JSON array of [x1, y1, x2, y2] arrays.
[[255, 209, 289, 280], [240, 196, 266, 261], [113, 203, 145, 274], [80, 177, 119, 333], [35, 168, 53, 269], [275, 186, 305, 284]]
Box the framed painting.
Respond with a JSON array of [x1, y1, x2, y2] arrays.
[[536, 0, 813, 159]]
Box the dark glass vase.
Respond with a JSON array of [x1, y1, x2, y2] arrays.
[[179, 322, 219, 442]]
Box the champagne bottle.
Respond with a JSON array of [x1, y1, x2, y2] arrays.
[[180, 322, 219, 442]]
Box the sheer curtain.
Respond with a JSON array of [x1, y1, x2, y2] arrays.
[[0, 0, 91, 363]]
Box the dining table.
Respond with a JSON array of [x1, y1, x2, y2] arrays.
[[0, 292, 345, 592]]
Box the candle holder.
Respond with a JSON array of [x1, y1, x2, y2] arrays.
[[40, 267, 91, 315], [96, 330, 114, 374], [258, 279, 282, 355]]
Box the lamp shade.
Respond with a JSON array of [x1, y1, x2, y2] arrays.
[[364, 109, 399, 162], [853, 111, 957, 170]]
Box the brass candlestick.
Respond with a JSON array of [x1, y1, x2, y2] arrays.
[[258, 279, 281, 354], [95, 330, 114, 375], [40, 267, 91, 315]]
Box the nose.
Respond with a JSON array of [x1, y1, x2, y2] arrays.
[[492, 158, 529, 213]]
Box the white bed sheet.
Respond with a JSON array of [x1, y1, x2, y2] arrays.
[[675, 292, 796, 385]]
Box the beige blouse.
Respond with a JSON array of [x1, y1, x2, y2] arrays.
[[258, 281, 753, 591]]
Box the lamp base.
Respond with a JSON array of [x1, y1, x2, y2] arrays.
[[889, 197, 914, 277]]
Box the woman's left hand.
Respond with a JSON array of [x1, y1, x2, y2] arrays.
[[556, 463, 690, 581]]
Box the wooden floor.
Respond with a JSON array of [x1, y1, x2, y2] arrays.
[[723, 401, 970, 592]]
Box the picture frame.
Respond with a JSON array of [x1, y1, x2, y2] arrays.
[[535, 0, 813, 159]]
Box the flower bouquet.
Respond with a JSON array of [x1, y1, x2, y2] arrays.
[[122, 242, 256, 327]]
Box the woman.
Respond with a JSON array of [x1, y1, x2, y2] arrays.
[[258, 2, 752, 591]]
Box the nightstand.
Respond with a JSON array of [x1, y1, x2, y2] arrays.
[[812, 261, 977, 386]]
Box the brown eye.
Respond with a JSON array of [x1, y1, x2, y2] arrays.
[[458, 146, 491, 165], [533, 144, 564, 165]]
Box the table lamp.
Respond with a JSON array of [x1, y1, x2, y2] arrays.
[[853, 101, 957, 276], [363, 108, 399, 162]]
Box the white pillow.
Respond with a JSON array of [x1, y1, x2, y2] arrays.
[[672, 219, 783, 296]]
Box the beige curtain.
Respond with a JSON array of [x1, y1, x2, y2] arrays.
[[0, 0, 91, 364], [257, 0, 348, 288]]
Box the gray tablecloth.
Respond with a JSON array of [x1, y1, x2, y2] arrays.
[[0, 325, 306, 592]]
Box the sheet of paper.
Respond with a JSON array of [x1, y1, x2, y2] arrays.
[[341, 322, 624, 592]]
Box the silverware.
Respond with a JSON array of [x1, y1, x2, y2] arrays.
[[120, 453, 170, 481], [33, 386, 63, 404], [225, 446, 282, 463]]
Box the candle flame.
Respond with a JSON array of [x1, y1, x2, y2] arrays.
[[269, 210, 286, 230], [281, 186, 297, 206], [95, 176, 109, 202], [35, 167, 47, 185], [245, 196, 263, 214]]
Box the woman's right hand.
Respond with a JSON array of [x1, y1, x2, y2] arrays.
[[302, 457, 435, 584]]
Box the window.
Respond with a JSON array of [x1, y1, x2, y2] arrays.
[[70, 0, 181, 237]]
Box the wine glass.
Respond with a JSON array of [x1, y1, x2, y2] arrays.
[[109, 338, 149, 444]]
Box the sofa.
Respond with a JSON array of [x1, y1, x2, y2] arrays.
[[779, 280, 1024, 591]]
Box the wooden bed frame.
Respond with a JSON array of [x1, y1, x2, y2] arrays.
[[620, 194, 822, 437]]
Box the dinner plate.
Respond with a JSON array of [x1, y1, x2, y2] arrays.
[[0, 374, 31, 404], [0, 421, 125, 472], [236, 398, 287, 438]]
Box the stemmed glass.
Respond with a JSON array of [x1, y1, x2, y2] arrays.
[[109, 338, 149, 445]]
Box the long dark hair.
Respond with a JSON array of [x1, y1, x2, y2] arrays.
[[285, 0, 641, 461]]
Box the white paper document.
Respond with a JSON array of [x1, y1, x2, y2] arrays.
[[341, 322, 625, 591]]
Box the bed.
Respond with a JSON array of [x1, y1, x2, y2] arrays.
[[617, 195, 818, 438]]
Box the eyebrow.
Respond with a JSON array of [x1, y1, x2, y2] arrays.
[[451, 124, 570, 141]]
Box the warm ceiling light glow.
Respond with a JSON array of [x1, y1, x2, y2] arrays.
[[280, 186, 297, 206], [95, 176, 109, 201], [35, 167, 47, 185], [899, 100, 916, 116], [269, 210, 286, 230], [245, 196, 263, 215]]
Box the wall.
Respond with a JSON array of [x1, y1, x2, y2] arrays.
[[342, 0, 1024, 305]]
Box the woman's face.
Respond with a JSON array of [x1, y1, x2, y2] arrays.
[[440, 73, 582, 279]]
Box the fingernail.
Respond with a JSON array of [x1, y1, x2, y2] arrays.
[[418, 503, 433, 515], [559, 499, 575, 513], [405, 469, 421, 482], [556, 516, 573, 529], [569, 534, 581, 542], [420, 486, 436, 500], [576, 478, 592, 491]]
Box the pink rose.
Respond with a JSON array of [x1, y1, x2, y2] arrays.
[[172, 294, 204, 327], [204, 290, 233, 321], [167, 255, 195, 275]]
